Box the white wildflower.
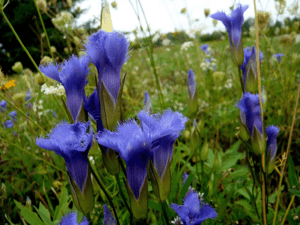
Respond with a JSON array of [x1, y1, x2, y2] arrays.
[[152, 33, 160, 42], [162, 38, 171, 46], [295, 34, 300, 44], [180, 41, 194, 51], [224, 79, 233, 89], [41, 83, 65, 96]]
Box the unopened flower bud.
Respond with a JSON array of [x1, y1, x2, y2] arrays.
[[204, 9, 210, 17], [213, 19, 218, 27], [12, 62, 23, 74], [40, 56, 53, 65], [180, 8, 186, 14], [200, 139, 209, 161], [1, 183, 7, 199], [143, 91, 152, 113], [50, 46, 56, 53], [26, 196, 32, 210], [36, 0, 47, 13], [111, 1, 117, 9], [212, 151, 220, 171], [66, 0, 72, 7]]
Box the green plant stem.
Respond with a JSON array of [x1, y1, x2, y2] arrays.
[[237, 66, 245, 93], [115, 174, 133, 224], [272, 82, 300, 225], [33, 0, 55, 63], [88, 160, 120, 225], [160, 200, 170, 225], [280, 195, 295, 225]]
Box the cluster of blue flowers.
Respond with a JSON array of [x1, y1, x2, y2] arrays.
[[1, 100, 18, 129], [35, 28, 218, 224]]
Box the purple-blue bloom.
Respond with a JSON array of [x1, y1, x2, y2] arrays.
[[96, 119, 153, 200], [273, 53, 284, 63], [200, 44, 209, 54], [0, 100, 7, 112], [138, 109, 187, 179], [26, 89, 31, 102], [188, 69, 196, 99], [39, 55, 90, 121], [103, 205, 117, 225], [266, 125, 279, 160], [59, 212, 89, 225], [211, 4, 248, 66], [236, 92, 263, 136], [8, 111, 17, 122], [36, 121, 93, 192], [241, 46, 263, 88], [171, 190, 217, 225], [84, 30, 129, 101], [2, 120, 13, 129]]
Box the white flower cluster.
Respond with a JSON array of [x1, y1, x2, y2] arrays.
[[224, 79, 233, 89], [52, 11, 74, 31], [32, 100, 51, 117], [162, 38, 171, 46], [180, 41, 194, 51], [200, 58, 217, 72], [41, 83, 65, 96]]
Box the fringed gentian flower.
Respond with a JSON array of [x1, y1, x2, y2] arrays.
[[39, 55, 90, 122], [273, 53, 284, 63], [8, 111, 17, 122], [266, 125, 279, 160], [241, 46, 263, 93], [200, 44, 210, 54], [237, 92, 266, 155], [211, 4, 249, 66], [171, 190, 217, 225], [138, 109, 187, 201], [2, 120, 13, 129], [0, 100, 7, 112], [143, 91, 152, 113], [96, 120, 153, 219], [103, 205, 117, 225], [84, 30, 129, 102], [36, 121, 94, 215], [59, 211, 89, 225]]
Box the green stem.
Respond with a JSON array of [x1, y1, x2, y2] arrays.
[[160, 200, 170, 225], [88, 160, 120, 225], [33, 0, 55, 63], [115, 174, 133, 223], [237, 66, 245, 93]]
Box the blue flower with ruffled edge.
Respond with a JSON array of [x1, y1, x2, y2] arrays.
[[138, 109, 187, 179], [188, 69, 196, 100], [84, 30, 130, 101], [59, 211, 89, 225], [36, 121, 93, 192], [273, 53, 284, 63], [211, 4, 249, 66], [236, 92, 263, 136], [0, 100, 7, 112], [96, 119, 153, 200], [39, 55, 90, 121], [266, 125, 279, 160], [103, 205, 117, 225], [170, 190, 217, 225]]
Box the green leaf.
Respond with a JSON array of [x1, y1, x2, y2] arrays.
[[235, 200, 259, 222], [14, 200, 44, 225], [148, 200, 162, 212], [287, 213, 298, 225], [179, 173, 194, 205], [225, 140, 241, 155], [288, 189, 300, 197], [221, 152, 244, 171], [33, 202, 54, 225], [288, 155, 298, 188]]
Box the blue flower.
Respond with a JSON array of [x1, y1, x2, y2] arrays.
[[200, 44, 209, 54], [103, 205, 117, 225], [0, 100, 7, 112], [273, 53, 284, 63], [36, 121, 93, 192], [171, 190, 217, 225], [188, 69, 196, 100], [211, 4, 249, 66], [96, 119, 153, 200], [39, 55, 90, 121], [59, 212, 89, 225], [241, 46, 263, 91], [236, 92, 263, 136], [138, 109, 187, 179], [266, 125, 279, 160], [8, 111, 17, 122], [26, 89, 31, 102], [84, 30, 129, 101], [2, 120, 13, 129]]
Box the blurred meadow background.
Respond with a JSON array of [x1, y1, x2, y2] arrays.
[[0, 0, 300, 224]]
